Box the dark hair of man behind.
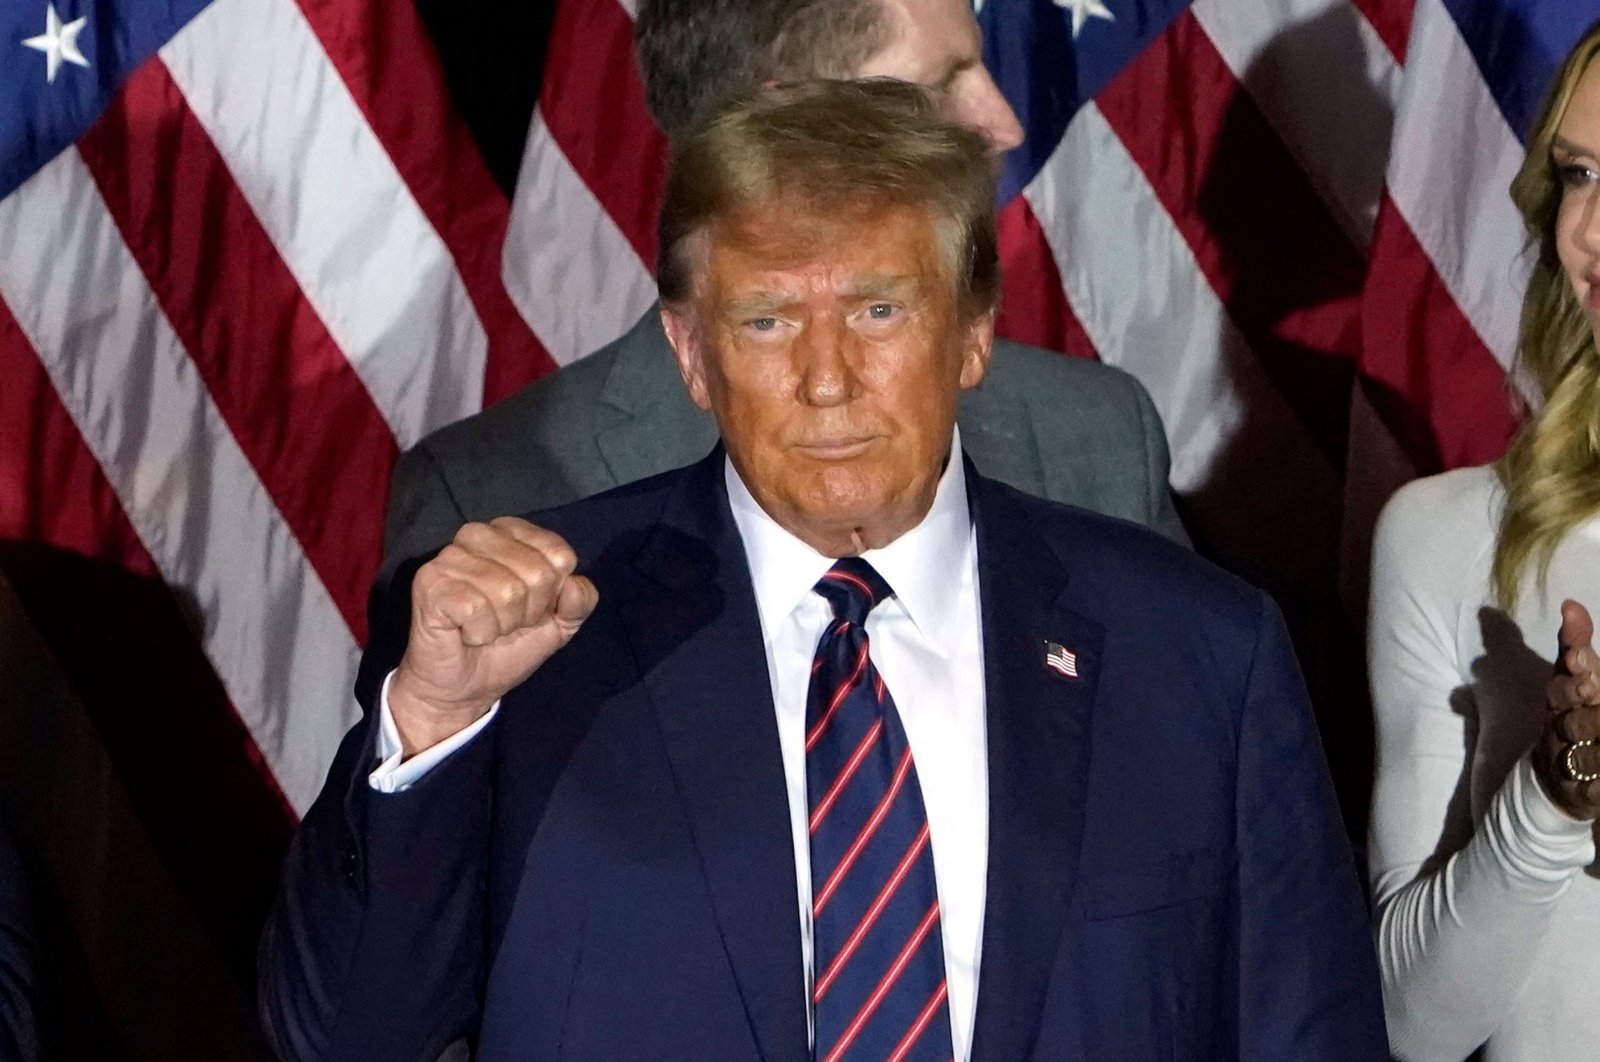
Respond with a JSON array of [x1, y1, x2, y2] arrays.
[[634, 0, 889, 142], [656, 78, 1001, 321]]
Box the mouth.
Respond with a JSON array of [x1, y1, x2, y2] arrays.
[[793, 436, 877, 459]]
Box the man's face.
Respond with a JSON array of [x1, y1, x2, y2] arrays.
[[662, 204, 994, 557], [856, 0, 1023, 153]]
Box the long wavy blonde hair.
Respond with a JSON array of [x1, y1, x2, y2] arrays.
[[1494, 19, 1600, 608]]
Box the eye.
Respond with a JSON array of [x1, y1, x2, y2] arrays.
[[1555, 161, 1599, 189], [866, 302, 899, 321], [746, 316, 778, 333]]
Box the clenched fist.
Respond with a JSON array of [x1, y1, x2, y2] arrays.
[[388, 517, 598, 756]]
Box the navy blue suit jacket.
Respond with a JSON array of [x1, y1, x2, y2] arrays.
[[260, 450, 1385, 1061]]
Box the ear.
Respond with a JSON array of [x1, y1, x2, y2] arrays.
[[957, 310, 996, 391], [661, 304, 714, 412]]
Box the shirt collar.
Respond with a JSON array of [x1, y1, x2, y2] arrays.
[[726, 428, 974, 654]]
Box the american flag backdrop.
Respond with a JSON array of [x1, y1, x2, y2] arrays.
[[0, 0, 1590, 1055]]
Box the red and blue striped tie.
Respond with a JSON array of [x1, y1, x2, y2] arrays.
[[806, 558, 953, 1062]]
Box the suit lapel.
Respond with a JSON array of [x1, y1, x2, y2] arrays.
[[617, 453, 809, 1062], [966, 471, 1102, 1062]]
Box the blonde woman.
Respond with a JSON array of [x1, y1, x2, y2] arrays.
[[1368, 20, 1600, 1061]]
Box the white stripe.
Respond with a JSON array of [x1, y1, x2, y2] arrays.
[[1025, 102, 1341, 506], [0, 151, 361, 816], [160, 0, 485, 448], [502, 109, 660, 366], [614, 0, 640, 19], [1191, 0, 1402, 251], [1384, 0, 1529, 371]]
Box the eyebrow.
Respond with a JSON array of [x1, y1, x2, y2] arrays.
[[842, 275, 921, 300], [722, 292, 796, 319], [1552, 135, 1596, 159], [934, 56, 976, 91]]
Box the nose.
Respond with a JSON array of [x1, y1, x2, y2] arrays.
[[794, 316, 859, 407], [966, 67, 1024, 154], [1581, 182, 1600, 249]]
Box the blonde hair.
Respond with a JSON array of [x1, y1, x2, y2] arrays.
[[655, 78, 1000, 322], [1493, 19, 1600, 607]]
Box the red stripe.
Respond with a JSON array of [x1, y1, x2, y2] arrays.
[[824, 903, 943, 1062], [1348, 0, 1413, 65], [887, 980, 951, 1062], [0, 291, 297, 987], [76, 60, 391, 643], [1096, 12, 1368, 465], [809, 719, 884, 833], [823, 568, 878, 602], [813, 749, 915, 915], [293, 0, 557, 404], [813, 823, 932, 1002], [807, 638, 872, 752], [995, 196, 1098, 361], [1358, 196, 1517, 470], [540, 0, 669, 270]]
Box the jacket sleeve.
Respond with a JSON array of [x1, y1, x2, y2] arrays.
[[259, 562, 496, 1062], [1235, 595, 1387, 1061]]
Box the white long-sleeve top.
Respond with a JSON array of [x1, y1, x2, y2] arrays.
[[1368, 465, 1600, 1061]]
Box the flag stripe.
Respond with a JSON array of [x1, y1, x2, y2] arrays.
[[1386, 0, 1528, 371], [0, 146, 361, 815], [1027, 102, 1338, 496], [0, 290, 296, 986], [504, 112, 661, 366], [77, 58, 392, 644], [161, 0, 487, 449], [289, 0, 557, 406], [1359, 197, 1518, 468], [1346, 0, 1413, 63], [1191, 0, 1401, 251], [537, 0, 668, 271], [994, 197, 1098, 360], [1097, 11, 1365, 466]]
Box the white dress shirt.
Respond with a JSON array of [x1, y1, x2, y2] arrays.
[[371, 433, 989, 1059]]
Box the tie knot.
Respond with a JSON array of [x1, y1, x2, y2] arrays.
[[814, 558, 892, 625]]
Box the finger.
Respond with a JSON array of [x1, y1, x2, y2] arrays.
[[427, 579, 508, 647], [488, 517, 579, 575], [425, 545, 540, 635], [1558, 599, 1596, 676], [1550, 673, 1599, 713], [554, 574, 599, 629], [1552, 705, 1600, 742]]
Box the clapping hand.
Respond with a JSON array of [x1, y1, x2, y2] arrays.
[[1534, 599, 1600, 820], [388, 517, 598, 757]]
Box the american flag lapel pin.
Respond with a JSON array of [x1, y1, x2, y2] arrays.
[[1043, 639, 1078, 679]]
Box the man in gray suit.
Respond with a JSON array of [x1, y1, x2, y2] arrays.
[[382, 0, 1186, 577]]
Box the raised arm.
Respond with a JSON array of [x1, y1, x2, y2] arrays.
[[260, 518, 596, 1062]]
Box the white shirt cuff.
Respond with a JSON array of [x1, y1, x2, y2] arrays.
[[368, 670, 500, 794]]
